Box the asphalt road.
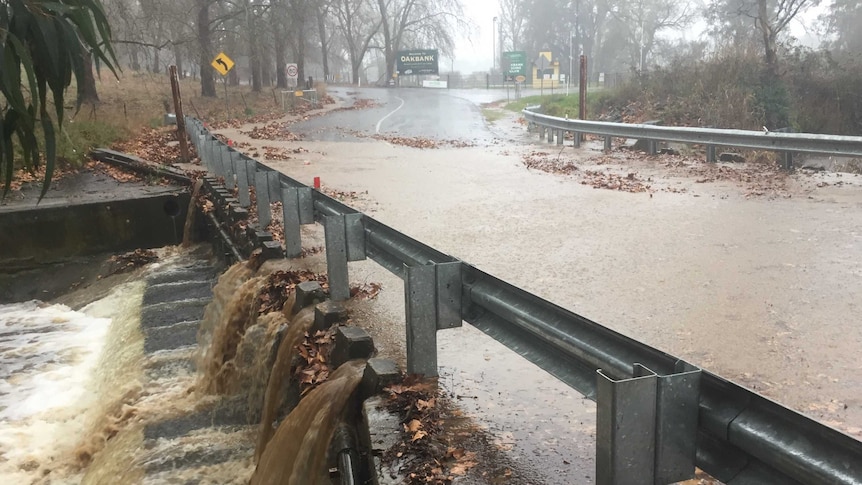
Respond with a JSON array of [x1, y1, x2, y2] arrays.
[[291, 86, 501, 144]]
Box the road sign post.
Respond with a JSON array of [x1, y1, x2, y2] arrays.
[[211, 52, 235, 120], [286, 63, 298, 88]]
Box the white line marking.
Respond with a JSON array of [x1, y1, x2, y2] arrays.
[[376, 96, 405, 134]]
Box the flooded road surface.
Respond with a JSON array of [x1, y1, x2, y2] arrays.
[[216, 86, 862, 483]]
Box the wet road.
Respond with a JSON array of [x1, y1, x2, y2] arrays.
[[291, 87, 499, 144], [217, 86, 862, 483]]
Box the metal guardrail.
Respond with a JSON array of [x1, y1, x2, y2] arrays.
[[183, 117, 862, 484], [523, 106, 862, 168]]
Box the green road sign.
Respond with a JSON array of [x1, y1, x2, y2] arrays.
[[396, 49, 439, 75], [503, 51, 527, 82]]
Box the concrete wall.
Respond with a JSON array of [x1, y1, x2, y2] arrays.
[[0, 192, 190, 267]]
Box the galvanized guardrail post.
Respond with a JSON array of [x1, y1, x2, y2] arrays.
[[254, 171, 271, 229], [596, 361, 701, 485], [404, 261, 463, 376], [281, 186, 313, 258], [236, 159, 251, 208], [324, 215, 350, 301], [323, 213, 366, 301]]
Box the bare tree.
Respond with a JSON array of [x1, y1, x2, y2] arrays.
[[819, 0, 862, 54], [315, 1, 336, 81], [197, 0, 218, 97], [334, 0, 382, 84], [707, 0, 818, 127], [499, 0, 528, 51], [609, 0, 693, 71], [375, 0, 464, 81]]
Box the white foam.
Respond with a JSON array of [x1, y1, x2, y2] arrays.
[[0, 300, 112, 480]]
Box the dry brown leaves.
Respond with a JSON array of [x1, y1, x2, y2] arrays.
[[447, 139, 477, 148], [208, 112, 286, 130], [85, 160, 146, 183], [369, 135, 475, 149], [300, 246, 324, 258], [383, 378, 479, 484], [336, 98, 379, 111], [257, 270, 329, 315], [350, 282, 382, 300], [689, 160, 789, 198], [261, 146, 295, 160], [373, 134, 440, 149], [103, 249, 159, 277], [294, 327, 337, 396], [112, 127, 194, 166], [582, 170, 651, 193], [522, 151, 579, 175], [241, 122, 305, 141], [322, 186, 365, 203], [6, 163, 79, 191]]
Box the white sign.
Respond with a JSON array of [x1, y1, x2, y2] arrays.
[[422, 80, 448, 89], [286, 63, 298, 80]]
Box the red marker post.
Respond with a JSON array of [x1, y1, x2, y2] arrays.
[[313, 176, 321, 189]]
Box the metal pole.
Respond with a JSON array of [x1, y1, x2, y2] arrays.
[[492, 17, 497, 72], [499, 17, 503, 77], [224, 77, 229, 121], [568, 34, 572, 96]]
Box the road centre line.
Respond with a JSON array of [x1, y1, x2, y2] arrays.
[[375, 96, 405, 134]]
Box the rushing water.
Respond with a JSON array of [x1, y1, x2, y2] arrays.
[[250, 360, 366, 485], [0, 281, 145, 485], [1, 249, 368, 485]]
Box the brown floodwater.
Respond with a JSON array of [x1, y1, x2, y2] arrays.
[[215, 103, 862, 482]]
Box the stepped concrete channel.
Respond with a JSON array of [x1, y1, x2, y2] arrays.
[[137, 252, 403, 484], [0, 172, 410, 484]]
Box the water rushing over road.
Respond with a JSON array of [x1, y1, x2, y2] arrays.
[[214, 86, 862, 482]]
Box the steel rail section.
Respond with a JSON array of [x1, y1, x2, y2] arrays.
[[182, 117, 862, 484], [461, 265, 861, 484], [523, 107, 862, 157]]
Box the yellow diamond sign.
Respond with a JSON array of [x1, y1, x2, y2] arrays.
[[211, 52, 234, 76]]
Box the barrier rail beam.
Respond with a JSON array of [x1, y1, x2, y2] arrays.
[[523, 108, 862, 158]]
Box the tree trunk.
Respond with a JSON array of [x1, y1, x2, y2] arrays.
[[376, 0, 393, 81], [153, 46, 160, 74], [130, 47, 141, 71], [316, 6, 329, 80], [273, 1, 287, 88], [757, 0, 783, 128], [197, 0, 217, 97], [77, 51, 100, 105], [297, 24, 306, 85], [175, 47, 184, 79]]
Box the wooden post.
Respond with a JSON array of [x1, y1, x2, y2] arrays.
[[169, 65, 190, 162]]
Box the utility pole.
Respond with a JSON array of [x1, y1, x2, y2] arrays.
[[568, 32, 573, 96], [499, 16, 503, 75], [492, 16, 498, 71]]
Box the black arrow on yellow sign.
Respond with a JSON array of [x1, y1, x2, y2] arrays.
[[211, 52, 234, 76]]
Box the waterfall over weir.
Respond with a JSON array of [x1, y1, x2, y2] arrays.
[[0, 245, 373, 484]]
